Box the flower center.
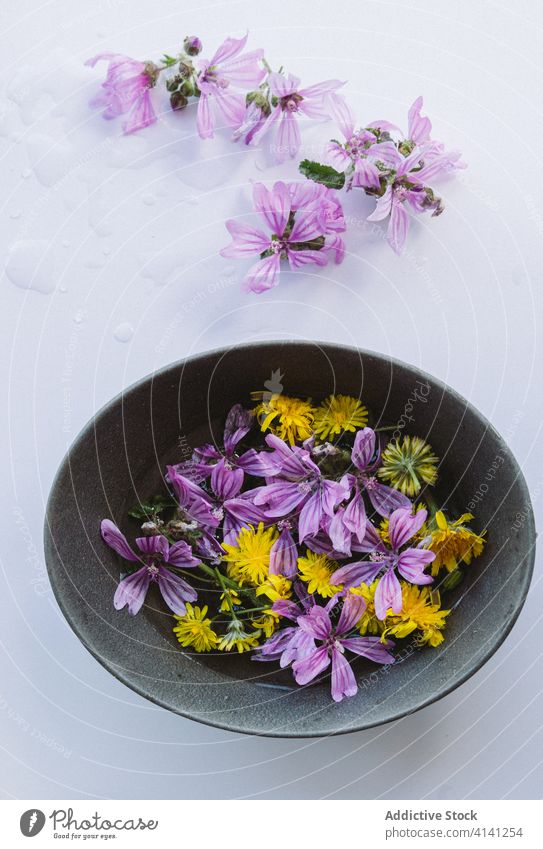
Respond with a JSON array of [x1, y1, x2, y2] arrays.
[[280, 92, 303, 112], [147, 563, 160, 580], [212, 506, 224, 521], [362, 474, 378, 490]]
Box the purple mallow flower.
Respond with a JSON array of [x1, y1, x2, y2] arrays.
[[323, 96, 464, 254], [260, 593, 395, 702], [325, 96, 400, 190], [173, 404, 266, 483], [167, 461, 266, 547], [196, 33, 265, 139], [85, 53, 160, 134], [248, 434, 346, 542], [249, 72, 344, 162], [331, 507, 436, 620], [101, 520, 199, 615], [221, 180, 345, 294]]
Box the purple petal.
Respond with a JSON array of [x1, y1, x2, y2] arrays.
[[101, 519, 139, 561], [367, 481, 412, 517], [397, 548, 435, 583], [331, 646, 358, 701], [352, 427, 376, 471], [113, 567, 150, 615], [298, 490, 324, 542], [242, 253, 281, 294], [343, 490, 367, 543], [135, 535, 169, 558], [408, 96, 432, 145], [388, 200, 409, 255], [269, 526, 298, 577], [253, 481, 307, 516], [166, 540, 199, 569], [353, 159, 382, 190], [212, 86, 246, 129], [272, 598, 302, 621], [253, 181, 291, 236], [342, 636, 395, 664], [327, 93, 355, 140], [196, 92, 214, 139], [287, 249, 328, 269], [367, 187, 393, 222], [337, 593, 366, 635], [292, 645, 330, 685], [275, 111, 301, 162], [325, 141, 350, 171], [268, 71, 299, 98], [211, 458, 244, 500], [331, 559, 382, 589], [219, 49, 265, 88], [388, 507, 428, 551], [208, 32, 248, 65], [223, 404, 253, 453], [157, 567, 197, 615], [374, 569, 402, 620], [220, 220, 270, 258], [289, 206, 325, 243], [328, 508, 352, 556], [297, 607, 332, 640]]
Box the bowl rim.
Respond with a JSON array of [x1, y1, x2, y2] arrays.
[[43, 340, 537, 738]]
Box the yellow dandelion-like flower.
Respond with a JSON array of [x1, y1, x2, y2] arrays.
[[382, 583, 450, 648], [173, 604, 218, 652], [219, 588, 241, 613], [349, 581, 384, 636], [252, 393, 315, 445], [313, 394, 368, 442], [218, 620, 261, 653], [298, 550, 342, 598], [426, 511, 486, 576], [222, 522, 278, 587], [378, 435, 439, 496], [251, 612, 278, 638], [255, 573, 292, 604], [378, 502, 428, 546]]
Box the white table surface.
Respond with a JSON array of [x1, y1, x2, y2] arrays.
[[1, 0, 542, 800]]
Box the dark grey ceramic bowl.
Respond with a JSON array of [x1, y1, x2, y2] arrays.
[[44, 341, 535, 737]]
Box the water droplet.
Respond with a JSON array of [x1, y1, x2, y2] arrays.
[[62, 239, 70, 248], [59, 284, 67, 293], [142, 194, 155, 206], [73, 312, 85, 324], [21, 168, 31, 179], [5, 239, 57, 294], [103, 247, 111, 256], [114, 322, 134, 343], [9, 209, 21, 219]]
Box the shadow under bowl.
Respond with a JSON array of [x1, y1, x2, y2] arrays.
[[44, 341, 536, 737]]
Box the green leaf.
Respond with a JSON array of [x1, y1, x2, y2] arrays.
[[299, 159, 345, 190], [128, 494, 176, 520]]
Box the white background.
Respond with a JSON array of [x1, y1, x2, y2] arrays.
[[1, 0, 542, 799]]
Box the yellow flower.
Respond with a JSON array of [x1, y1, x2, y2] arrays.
[[313, 394, 368, 441], [255, 573, 292, 604], [349, 581, 384, 635], [251, 612, 278, 638], [173, 604, 218, 652], [219, 588, 241, 613], [378, 435, 439, 496], [383, 583, 450, 647], [218, 620, 261, 653], [427, 511, 486, 576], [252, 393, 315, 445], [222, 522, 278, 587], [298, 550, 342, 598], [378, 502, 428, 546]]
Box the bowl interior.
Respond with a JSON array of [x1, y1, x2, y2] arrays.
[[44, 342, 535, 736]]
